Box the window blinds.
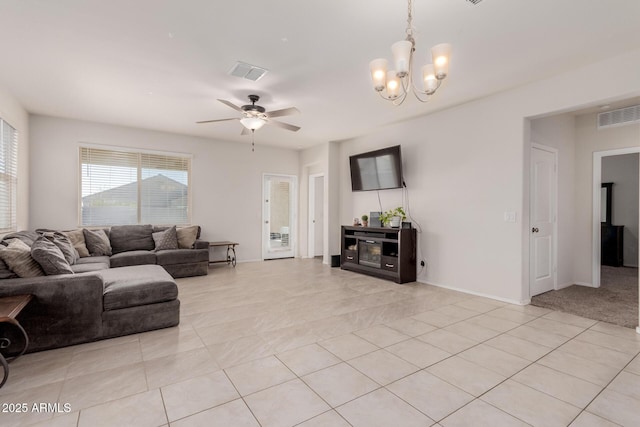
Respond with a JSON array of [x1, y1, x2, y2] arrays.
[[0, 119, 17, 233], [80, 147, 190, 226]]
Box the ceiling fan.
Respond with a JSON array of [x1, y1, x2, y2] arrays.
[[196, 94, 300, 134]]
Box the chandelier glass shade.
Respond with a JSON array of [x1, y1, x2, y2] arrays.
[[369, 0, 451, 105]]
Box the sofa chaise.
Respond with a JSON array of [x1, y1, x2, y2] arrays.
[[0, 224, 209, 353]]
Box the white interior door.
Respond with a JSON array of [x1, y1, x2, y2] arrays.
[[308, 174, 324, 258], [263, 174, 296, 259], [530, 146, 557, 296], [314, 177, 324, 257]]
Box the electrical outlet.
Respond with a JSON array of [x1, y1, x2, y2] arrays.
[[420, 260, 425, 267]]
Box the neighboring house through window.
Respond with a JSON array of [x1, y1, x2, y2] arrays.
[[0, 118, 17, 233], [80, 146, 191, 226]]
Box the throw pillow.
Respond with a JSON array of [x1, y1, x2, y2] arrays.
[[153, 226, 179, 251], [31, 236, 74, 275], [176, 225, 199, 249], [0, 257, 18, 279], [64, 229, 90, 258], [39, 231, 78, 265], [109, 225, 154, 254], [0, 239, 45, 278], [1, 230, 40, 247], [83, 228, 112, 256]]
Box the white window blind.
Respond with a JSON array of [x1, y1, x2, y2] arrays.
[[0, 119, 18, 233], [80, 147, 190, 226]]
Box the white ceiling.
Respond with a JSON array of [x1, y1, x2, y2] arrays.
[[1, 0, 639, 150]]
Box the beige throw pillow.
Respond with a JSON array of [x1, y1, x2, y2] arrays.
[[176, 226, 198, 249], [64, 229, 90, 258], [0, 239, 45, 278]]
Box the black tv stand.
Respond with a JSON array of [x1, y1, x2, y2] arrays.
[[341, 226, 416, 284]]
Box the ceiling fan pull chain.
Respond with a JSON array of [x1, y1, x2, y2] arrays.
[[251, 129, 255, 152]]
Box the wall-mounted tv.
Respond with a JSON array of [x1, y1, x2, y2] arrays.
[[349, 145, 403, 192]]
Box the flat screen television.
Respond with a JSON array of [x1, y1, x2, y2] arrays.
[[349, 145, 403, 191]]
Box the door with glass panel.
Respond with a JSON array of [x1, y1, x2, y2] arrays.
[[263, 174, 296, 259]]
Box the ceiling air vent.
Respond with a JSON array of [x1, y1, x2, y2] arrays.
[[228, 61, 268, 81], [466, 0, 483, 4], [598, 105, 640, 129]]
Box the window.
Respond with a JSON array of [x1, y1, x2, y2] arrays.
[[0, 119, 17, 233], [80, 146, 190, 226]]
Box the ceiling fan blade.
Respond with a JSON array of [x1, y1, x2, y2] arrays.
[[240, 127, 251, 136], [267, 107, 300, 118], [268, 120, 301, 132], [196, 118, 239, 124], [218, 99, 243, 112]]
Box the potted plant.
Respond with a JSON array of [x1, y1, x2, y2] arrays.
[[361, 214, 369, 227], [380, 207, 406, 228]]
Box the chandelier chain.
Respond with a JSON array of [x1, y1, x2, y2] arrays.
[[406, 0, 414, 40]]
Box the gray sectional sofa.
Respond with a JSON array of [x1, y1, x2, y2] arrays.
[[0, 224, 210, 353]]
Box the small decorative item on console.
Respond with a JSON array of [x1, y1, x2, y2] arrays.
[[379, 207, 406, 228], [361, 214, 369, 227]]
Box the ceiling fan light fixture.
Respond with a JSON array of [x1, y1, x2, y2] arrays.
[[240, 116, 266, 130]]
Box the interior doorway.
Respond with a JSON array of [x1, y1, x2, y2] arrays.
[[528, 101, 640, 331], [263, 174, 297, 260], [533, 147, 639, 328], [308, 173, 324, 259], [592, 148, 640, 287]]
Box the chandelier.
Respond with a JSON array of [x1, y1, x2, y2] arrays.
[[369, 0, 451, 105]]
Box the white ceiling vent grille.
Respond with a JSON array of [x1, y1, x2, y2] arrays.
[[598, 105, 640, 129], [228, 62, 268, 81]]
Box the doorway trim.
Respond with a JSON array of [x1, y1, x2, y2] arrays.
[[529, 143, 559, 298], [592, 146, 640, 288], [308, 173, 324, 260]]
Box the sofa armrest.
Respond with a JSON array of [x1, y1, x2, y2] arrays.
[[0, 273, 105, 352], [194, 239, 209, 250]]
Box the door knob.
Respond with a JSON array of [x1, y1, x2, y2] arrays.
[[531, 227, 539, 233], [265, 220, 269, 224]]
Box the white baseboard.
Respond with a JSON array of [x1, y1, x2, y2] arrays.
[[416, 278, 529, 306], [574, 281, 597, 288], [556, 282, 574, 290]]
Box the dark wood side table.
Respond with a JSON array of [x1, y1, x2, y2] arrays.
[[0, 294, 32, 388], [208, 241, 239, 267]]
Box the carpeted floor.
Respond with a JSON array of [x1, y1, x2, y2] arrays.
[[531, 266, 639, 328]]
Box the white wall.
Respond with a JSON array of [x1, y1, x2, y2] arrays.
[[602, 153, 639, 267], [28, 115, 299, 262], [0, 86, 29, 232], [574, 113, 640, 282], [337, 48, 640, 304], [340, 99, 525, 302], [530, 114, 576, 288]]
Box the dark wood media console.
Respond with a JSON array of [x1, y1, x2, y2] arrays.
[[341, 226, 416, 284]]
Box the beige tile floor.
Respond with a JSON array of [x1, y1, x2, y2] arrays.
[[1, 258, 640, 426]]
